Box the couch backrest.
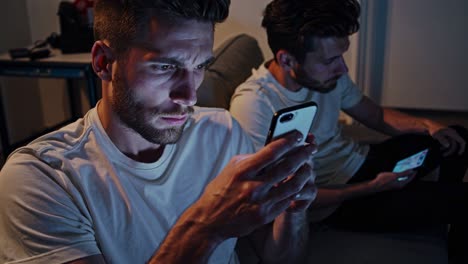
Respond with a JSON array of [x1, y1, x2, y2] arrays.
[[196, 34, 264, 109]]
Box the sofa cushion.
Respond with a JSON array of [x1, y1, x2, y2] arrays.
[[196, 34, 264, 109]]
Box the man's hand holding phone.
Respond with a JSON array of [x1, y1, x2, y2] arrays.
[[371, 149, 429, 192], [280, 133, 318, 213], [185, 130, 317, 241], [372, 170, 417, 192], [264, 102, 318, 211]]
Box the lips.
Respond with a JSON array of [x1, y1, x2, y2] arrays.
[[160, 114, 188, 126]]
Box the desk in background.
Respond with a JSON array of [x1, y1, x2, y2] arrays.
[[0, 51, 98, 158]]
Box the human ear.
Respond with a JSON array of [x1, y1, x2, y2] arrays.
[[91, 41, 114, 81], [276, 50, 297, 71]]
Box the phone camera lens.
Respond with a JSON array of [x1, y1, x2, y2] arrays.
[[279, 113, 295, 123]]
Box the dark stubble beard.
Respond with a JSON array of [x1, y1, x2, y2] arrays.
[[292, 67, 340, 93], [110, 74, 194, 145]]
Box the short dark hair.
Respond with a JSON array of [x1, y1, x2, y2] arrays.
[[94, 0, 230, 55], [262, 0, 360, 62]]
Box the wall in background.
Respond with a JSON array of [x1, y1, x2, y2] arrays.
[[214, 0, 271, 59], [360, 0, 468, 111], [26, 0, 71, 128], [0, 0, 44, 145], [0, 0, 78, 151], [26, 0, 62, 41]]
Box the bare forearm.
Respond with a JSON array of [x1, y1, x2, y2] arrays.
[[345, 97, 432, 136], [379, 108, 431, 135], [262, 212, 309, 264], [149, 206, 221, 264]]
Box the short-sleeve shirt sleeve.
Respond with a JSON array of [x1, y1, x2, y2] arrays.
[[0, 151, 100, 263]]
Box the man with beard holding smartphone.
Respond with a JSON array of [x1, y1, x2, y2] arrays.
[[0, 1, 317, 263]]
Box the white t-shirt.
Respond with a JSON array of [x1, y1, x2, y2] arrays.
[[230, 63, 369, 185], [0, 106, 254, 264]]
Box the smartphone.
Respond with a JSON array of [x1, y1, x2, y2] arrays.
[[393, 148, 429, 181], [264, 101, 318, 145]]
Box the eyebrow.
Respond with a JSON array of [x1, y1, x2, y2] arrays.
[[149, 57, 184, 67], [199, 56, 215, 67], [132, 42, 215, 67], [149, 56, 215, 68]]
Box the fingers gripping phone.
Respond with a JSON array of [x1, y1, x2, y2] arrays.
[[265, 102, 318, 145], [393, 148, 429, 181]]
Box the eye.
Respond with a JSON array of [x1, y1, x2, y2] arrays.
[[195, 59, 214, 71], [195, 64, 206, 70], [151, 64, 178, 71], [324, 58, 335, 65]]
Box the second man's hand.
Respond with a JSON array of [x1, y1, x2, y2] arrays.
[[370, 170, 417, 192]]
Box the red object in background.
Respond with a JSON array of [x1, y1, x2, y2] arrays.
[[73, 0, 94, 14], [73, 0, 94, 26]]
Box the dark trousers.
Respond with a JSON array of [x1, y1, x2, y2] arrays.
[[325, 125, 468, 263]]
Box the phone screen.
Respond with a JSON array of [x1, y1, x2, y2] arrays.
[[265, 102, 318, 145], [393, 148, 429, 173]]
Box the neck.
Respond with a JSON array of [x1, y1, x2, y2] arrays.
[[267, 60, 302, 92], [97, 99, 165, 163]]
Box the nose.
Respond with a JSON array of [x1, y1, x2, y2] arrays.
[[335, 56, 348, 75], [170, 69, 199, 107]]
